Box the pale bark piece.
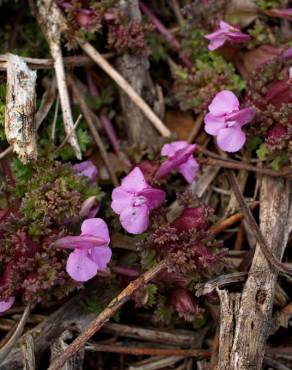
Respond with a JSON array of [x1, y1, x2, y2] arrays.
[[37, 0, 81, 159], [217, 290, 241, 369], [21, 334, 35, 370], [218, 176, 292, 370], [50, 330, 84, 370], [5, 55, 37, 163], [116, 0, 159, 144]]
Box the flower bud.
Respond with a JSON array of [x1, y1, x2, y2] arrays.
[[171, 206, 212, 232], [169, 288, 201, 322]]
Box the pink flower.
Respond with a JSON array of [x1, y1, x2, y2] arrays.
[[205, 21, 250, 51], [204, 90, 255, 152], [156, 141, 199, 183], [0, 296, 15, 313], [111, 167, 166, 234], [73, 160, 98, 184], [55, 218, 111, 282]]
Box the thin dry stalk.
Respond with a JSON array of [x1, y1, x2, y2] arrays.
[[85, 343, 210, 358], [0, 304, 31, 365], [227, 171, 292, 275], [36, 0, 81, 159], [68, 76, 119, 187], [77, 40, 171, 137], [54, 114, 82, 154], [48, 260, 167, 370]]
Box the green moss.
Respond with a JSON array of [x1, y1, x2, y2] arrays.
[[16, 160, 102, 234], [174, 54, 245, 112], [255, 0, 281, 10]]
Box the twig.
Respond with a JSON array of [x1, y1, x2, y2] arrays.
[[208, 213, 245, 235], [0, 54, 112, 71], [263, 357, 291, 370], [48, 260, 167, 370], [170, 0, 185, 26], [68, 76, 119, 187], [36, 0, 81, 159], [187, 114, 204, 144], [226, 170, 292, 275], [54, 114, 82, 154], [51, 97, 59, 142], [139, 1, 192, 69], [101, 323, 198, 347], [0, 146, 12, 160], [129, 356, 183, 370], [195, 272, 248, 297], [85, 343, 210, 358], [198, 157, 292, 179], [0, 304, 31, 364], [77, 40, 171, 137]]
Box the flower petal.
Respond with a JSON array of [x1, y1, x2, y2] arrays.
[[111, 187, 133, 214], [139, 188, 166, 209], [89, 246, 112, 270], [226, 107, 255, 127], [219, 21, 232, 31], [73, 161, 98, 183], [156, 145, 196, 179], [120, 204, 149, 234], [208, 90, 239, 116], [161, 141, 188, 156], [121, 167, 148, 192], [54, 235, 107, 249], [81, 218, 110, 245], [0, 296, 15, 313], [178, 157, 200, 183], [66, 249, 98, 282], [204, 113, 226, 135], [216, 127, 246, 152], [207, 36, 226, 51]]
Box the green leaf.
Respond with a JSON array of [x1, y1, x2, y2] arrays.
[[256, 144, 269, 160], [246, 136, 263, 151], [271, 153, 288, 171]]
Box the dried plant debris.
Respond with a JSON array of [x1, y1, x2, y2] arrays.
[[5, 55, 37, 162]]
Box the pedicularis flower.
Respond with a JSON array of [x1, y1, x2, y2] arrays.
[[111, 167, 166, 234], [73, 160, 98, 184], [205, 21, 250, 51], [156, 141, 199, 183], [204, 90, 255, 152], [0, 296, 15, 313], [55, 218, 111, 282]]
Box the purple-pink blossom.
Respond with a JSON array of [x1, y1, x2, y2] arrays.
[[73, 160, 98, 184], [204, 90, 255, 152], [156, 141, 199, 183], [205, 21, 250, 51], [0, 296, 15, 313], [111, 167, 166, 234], [55, 218, 111, 282]]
